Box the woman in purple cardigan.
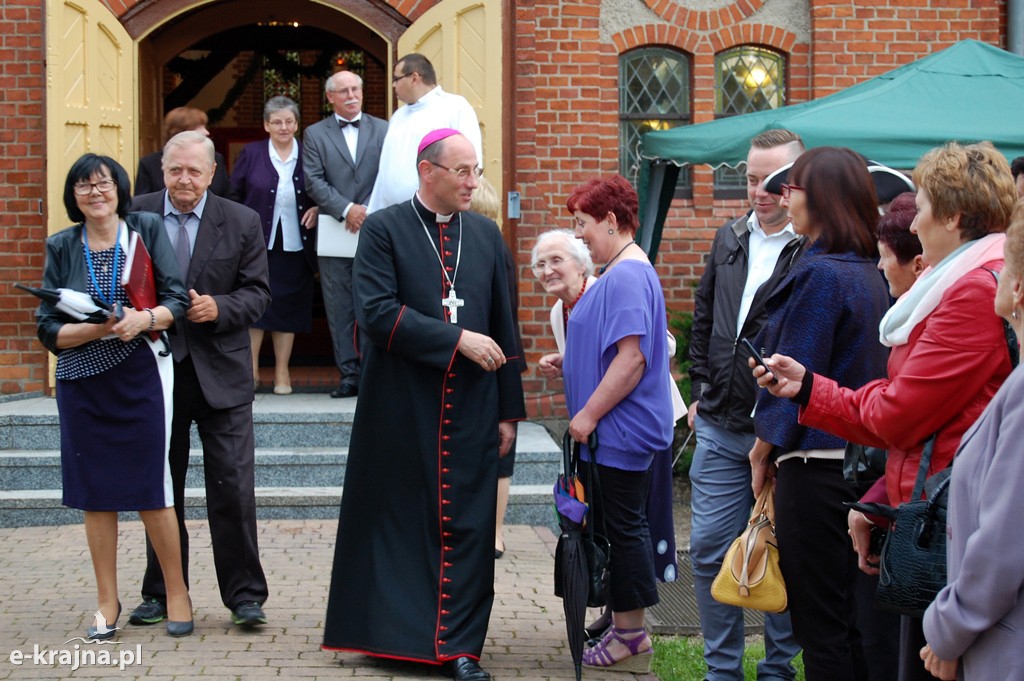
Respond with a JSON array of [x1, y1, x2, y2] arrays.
[[229, 96, 318, 394]]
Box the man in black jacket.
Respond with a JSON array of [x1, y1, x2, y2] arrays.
[[688, 129, 804, 681]]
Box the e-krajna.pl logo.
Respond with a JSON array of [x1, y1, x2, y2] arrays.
[[8, 638, 143, 672]]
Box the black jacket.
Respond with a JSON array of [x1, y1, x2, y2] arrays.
[[37, 212, 189, 354], [688, 213, 805, 433]]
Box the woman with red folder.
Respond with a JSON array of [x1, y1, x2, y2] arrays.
[[34, 154, 193, 639]]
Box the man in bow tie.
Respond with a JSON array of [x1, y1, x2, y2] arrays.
[[302, 70, 387, 398]]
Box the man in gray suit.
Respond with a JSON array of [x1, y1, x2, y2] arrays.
[[129, 131, 272, 628], [303, 70, 387, 398]]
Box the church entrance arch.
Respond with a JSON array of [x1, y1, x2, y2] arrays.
[[123, 0, 405, 376]]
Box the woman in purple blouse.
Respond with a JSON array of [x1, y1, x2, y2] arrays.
[[562, 174, 674, 673]]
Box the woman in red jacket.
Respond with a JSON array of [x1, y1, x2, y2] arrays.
[[752, 141, 1017, 681]]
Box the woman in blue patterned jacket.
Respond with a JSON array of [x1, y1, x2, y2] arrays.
[[748, 147, 891, 681]]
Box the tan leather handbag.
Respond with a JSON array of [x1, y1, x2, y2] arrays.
[[710, 484, 787, 613]]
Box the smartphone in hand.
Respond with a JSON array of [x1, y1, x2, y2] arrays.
[[739, 338, 778, 385]]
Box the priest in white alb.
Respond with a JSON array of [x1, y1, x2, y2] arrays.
[[366, 53, 483, 213]]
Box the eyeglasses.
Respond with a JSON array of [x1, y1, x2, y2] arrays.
[[73, 179, 116, 195], [429, 161, 483, 180], [780, 183, 805, 199], [532, 255, 568, 273], [267, 119, 296, 128], [392, 72, 415, 84]]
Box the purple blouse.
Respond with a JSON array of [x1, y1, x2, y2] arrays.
[[563, 259, 673, 470]]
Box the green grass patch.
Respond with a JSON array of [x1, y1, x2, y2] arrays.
[[652, 636, 805, 680]]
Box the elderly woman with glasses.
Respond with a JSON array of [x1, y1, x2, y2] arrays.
[[228, 96, 318, 394], [35, 154, 193, 639], [754, 142, 1017, 680]]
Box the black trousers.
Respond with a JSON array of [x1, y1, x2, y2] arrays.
[[589, 462, 659, 613], [775, 458, 868, 681], [141, 356, 268, 609]]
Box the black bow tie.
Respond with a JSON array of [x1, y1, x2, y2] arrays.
[[338, 118, 360, 128]]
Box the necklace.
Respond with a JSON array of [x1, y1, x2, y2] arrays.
[[82, 222, 123, 305], [411, 198, 465, 324], [598, 240, 635, 274], [562, 278, 588, 328]]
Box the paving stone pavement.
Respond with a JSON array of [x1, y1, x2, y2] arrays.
[[0, 521, 658, 680]]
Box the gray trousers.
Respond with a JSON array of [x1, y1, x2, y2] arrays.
[[318, 255, 360, 382]]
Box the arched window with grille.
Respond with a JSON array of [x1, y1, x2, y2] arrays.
[[714, 46, 786, 197], [619, 47, 691, 197]]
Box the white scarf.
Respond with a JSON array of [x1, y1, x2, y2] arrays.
[[879, 232, 1005, 347]]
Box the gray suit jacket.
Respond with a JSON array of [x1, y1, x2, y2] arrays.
[[132, 191, 271, 410], [302, 113, 387, 221]]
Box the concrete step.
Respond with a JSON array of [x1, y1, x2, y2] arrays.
[[0, 393, 356, 451], [0, 421, 561, 490], [0, 484, 555, 529], [0, 392, 562, 528]]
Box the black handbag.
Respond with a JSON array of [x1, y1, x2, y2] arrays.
[[849, 434, 947, 616], [843, 442, 888, 492], [553, 431, 611, 608]]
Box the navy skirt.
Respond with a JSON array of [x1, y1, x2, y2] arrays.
[[254, 237, 314, 333], [57, 339, 173, 511]]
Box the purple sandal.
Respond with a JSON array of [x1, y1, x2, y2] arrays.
[[582, 626, 653, 673]]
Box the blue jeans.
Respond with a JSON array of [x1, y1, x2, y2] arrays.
[[689, 414, 800, 681]]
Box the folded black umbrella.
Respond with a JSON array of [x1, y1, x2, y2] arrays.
[[553, 430, 601, 681], [16, 284, 119, 323]]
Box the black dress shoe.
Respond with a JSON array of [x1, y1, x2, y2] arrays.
[[330, 382, 358, 398], [450, 656, 490, 681], [128, 597, 166, 625], [231, 601, 267, 627]]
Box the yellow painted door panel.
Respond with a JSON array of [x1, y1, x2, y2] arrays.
[[398, 0, 503, 217]]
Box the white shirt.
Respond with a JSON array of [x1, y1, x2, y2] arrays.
[[334, 114, 362, 218], [334, 113, 361, 163], [268, 139, 302, 252], [736, 214, 798, 333], [366, 86, 483, 213]]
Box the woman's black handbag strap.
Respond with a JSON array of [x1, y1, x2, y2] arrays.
[[910, 433, 938, 502]]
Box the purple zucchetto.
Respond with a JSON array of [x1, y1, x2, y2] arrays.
[[417, 128, 463, 155]]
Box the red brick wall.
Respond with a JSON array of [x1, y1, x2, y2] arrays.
[[0, 0, 1009, 399], [510, 0, 1005, 416], [0, 1, 48, 396], [808, 0, 1006, 95]]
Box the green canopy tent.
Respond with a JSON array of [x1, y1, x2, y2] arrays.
[[636, 40, 1024, 260]]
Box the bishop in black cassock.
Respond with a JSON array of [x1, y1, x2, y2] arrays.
[[322, 130, 525, 680]]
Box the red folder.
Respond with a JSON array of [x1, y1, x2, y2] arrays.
[[121, 230, 161, 341]]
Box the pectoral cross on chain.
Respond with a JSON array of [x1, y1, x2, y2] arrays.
[[442, 287, 465, 324]]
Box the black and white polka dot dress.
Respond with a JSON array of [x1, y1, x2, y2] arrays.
[[55, 242, 174, 512]]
